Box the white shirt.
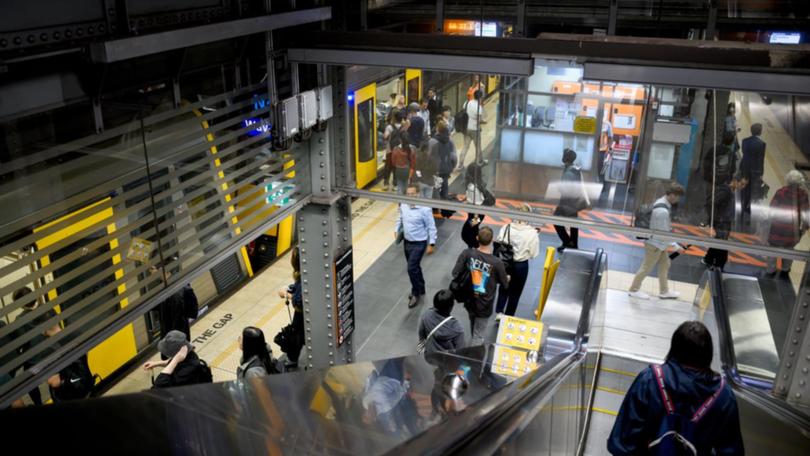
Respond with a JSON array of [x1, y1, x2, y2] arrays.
[[497, 222, 540, 262], [466, 100, 485, 132], [647, 196, 678, 251]]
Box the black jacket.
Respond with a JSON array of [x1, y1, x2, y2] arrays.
[[159, 285, 198, 340], [740, 135, 765, 178], [153, 351, 207, 388], [430, 131, 457, 176]]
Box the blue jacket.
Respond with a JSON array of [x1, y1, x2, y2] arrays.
[[607, 361, 744, 455]]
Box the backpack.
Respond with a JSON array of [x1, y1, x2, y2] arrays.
[[274, 323, 303, 359], [53, 355, 94, 401], [197, 358, 214, 383], [648, 364, 725, 456], [449, 266, 472, 303], [391, 146, 412, 169], [634, 202, 669, 229], [454, 104, 469, 134]]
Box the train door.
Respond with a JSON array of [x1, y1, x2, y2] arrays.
[[33, 198, 138, 382], [405, 69, 422, 104], [353, 83, 377, 189]]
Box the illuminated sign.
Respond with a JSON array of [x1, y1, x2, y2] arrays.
[[444, 20, 498, 37], [770, 32, 801, 44], [266, 181, 295, 207], [243, 118, 271, 137]]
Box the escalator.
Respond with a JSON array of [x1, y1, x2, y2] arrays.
[[1, 250, 808, 455]]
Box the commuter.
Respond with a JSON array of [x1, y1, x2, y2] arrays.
[[459, 89, 487, 170], [628, 183, 686, 300], [362, 360, 419, 437], [276, 247, 304, 367], [701, 131, 738, 189], [43, 325, 94, 402], [723, 101, 740, 152], [466, 74, 485, 101], [390, 133, 415, 196], [702, 179, 740, 270], [157, 282, 198, 341], [553, 148, 590, 251], [418, 98, 431, 137], [418, 290, 465, 354], [413, 141, 437, 199], [384, 93, 398, 123], [236, 327, 279, 379], [407, 102, 427, 147], [608, 321, 744, 455], [738, 123, 766, 223], [144, 330, 213, 388], [426, 88, 442, 131], [765, 170, 809, 278], [441, 105, 455, 135], [461, 214, 484, 249], [382, 109, 406, 191], [395, 186, 438, 308], [495, 204, 540, 318], [458, 163, 494, 248], [13, 286, 57, 406], [451, 226, 509, 345], [429, 120, 457, 201]]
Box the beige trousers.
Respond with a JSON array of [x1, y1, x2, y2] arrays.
[[630, 243, 670, 294]]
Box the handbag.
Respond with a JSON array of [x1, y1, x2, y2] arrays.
[[493, 224, 515, 267], [417, 316, 454, 354], [395, 205, 405, 244]]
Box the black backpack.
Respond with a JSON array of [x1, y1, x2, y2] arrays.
[[52, 355, 94, 402], [454, 105, 469, 134], [274, 324, 303, 359], [634, 202, 669, 230], [197, 358, 213, 383]]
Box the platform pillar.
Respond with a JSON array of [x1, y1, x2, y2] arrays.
[[775, 263, 810, 411]]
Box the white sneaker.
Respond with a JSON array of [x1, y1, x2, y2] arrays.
[[628, 290, 650, 300], [495, 313, 504, 321], [659, 291, 681, 300]]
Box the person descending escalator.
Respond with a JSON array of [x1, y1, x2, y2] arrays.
[[608, 321, 744, 455]]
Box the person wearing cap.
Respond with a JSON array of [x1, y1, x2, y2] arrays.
[[143, 330, 211, 388]]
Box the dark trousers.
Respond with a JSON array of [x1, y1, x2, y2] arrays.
[[404, 239, 427, 297], [740, 174, 761, 218], [554, 225, 579, 249], [703, 226, 730, 269], [496, 260, 529, 316]]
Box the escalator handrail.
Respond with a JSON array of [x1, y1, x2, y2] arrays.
[[389, 249, 608, 455], [708, 269, 810, 435]]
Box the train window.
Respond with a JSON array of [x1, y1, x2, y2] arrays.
[[357, 99, 374, 163]]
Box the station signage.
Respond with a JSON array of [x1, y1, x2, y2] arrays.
[[334, 247, 355, 346]]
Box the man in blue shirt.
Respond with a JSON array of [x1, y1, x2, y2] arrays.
[[395, 185, 438, 308]]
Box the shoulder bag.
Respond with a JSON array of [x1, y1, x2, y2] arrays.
[[417, 316, 454, 354]]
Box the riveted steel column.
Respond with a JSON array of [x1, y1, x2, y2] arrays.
[[435, 0, 445, 33], [515, 0, 526, 37], [296, 65, 355, 369], [775, 263, 810, 409], [608, 0, 618, 36]]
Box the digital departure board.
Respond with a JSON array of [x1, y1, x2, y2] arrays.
[[334, 247, 355, 346]]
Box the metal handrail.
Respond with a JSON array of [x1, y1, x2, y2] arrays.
[[389, 248, 607, 455], [708, 269, 810, 436]]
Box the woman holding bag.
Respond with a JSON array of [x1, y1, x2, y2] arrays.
[[494, 204, 540, 319]]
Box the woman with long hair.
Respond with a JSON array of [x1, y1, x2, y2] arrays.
[[237, 326, 277, 379]]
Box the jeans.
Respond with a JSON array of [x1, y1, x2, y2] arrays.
[[630, 243, 671, 294], [460, 129, 480, 167], [554, 225, 579, 249], [418, 182, 434, 199], [496, 260, 529, 316], [394, 167, 410, 195], [468, 314, 489, 346], [404, 239, 427, 297]]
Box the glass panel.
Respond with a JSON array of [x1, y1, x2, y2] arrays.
[[357, 99, 375, 163]]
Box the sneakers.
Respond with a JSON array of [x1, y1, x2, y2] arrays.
[[659, 290, 681, 300], [494, 312, 504, 321], [628, 290, 650, 300]]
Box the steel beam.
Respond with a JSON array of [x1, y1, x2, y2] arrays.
[[776, 265, 810, 408], [89, 7, 331, 63], [516, 0, 526, 37], [583, 62, 810, 97], [435, 0, 445, 33], [706, 0, 718, 40], [608, 0, 619, 36], [287, 48, 534, 76]]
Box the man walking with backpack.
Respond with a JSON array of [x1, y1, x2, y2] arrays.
[[451, 226, 509, 345], [629, 183, 685, 300], [608, 321, 743, 455]]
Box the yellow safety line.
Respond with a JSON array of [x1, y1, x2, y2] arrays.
[[598, 366, 638, 377], [597, 385, 626, 395], [352, 201, 396, 243], [592, 407, 619, 416]]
